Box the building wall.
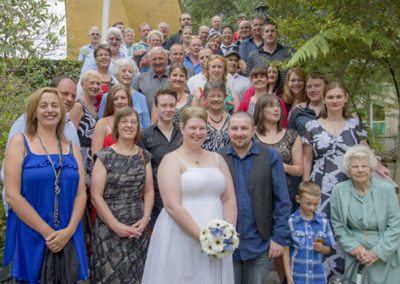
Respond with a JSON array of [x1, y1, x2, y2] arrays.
[[66, 0, 182, 59]]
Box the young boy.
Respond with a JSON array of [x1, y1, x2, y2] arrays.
[[283, 181, 336, 284]]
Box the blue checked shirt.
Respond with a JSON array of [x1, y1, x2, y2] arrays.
[[288, 209, 336, 284]]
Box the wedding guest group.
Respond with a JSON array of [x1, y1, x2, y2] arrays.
[[1, 10, 397, 284]]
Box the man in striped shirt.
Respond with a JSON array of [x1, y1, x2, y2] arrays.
[[245, 21, 295, 81]]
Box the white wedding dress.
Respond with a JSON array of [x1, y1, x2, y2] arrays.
[[141, 153, 234, 284]]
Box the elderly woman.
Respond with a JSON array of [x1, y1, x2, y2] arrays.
[[201, 81, 231, 152], [98, 58, 149, 129], [3, 87, 87, 282], [81, 27, 127, 77], [91, 107, 154, 283], [331, 144, 400, 283]]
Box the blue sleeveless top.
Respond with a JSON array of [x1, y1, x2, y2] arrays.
[[3, 136, 88, 283]]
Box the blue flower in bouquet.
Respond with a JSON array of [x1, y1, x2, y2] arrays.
[[200, 219, 240, 259]]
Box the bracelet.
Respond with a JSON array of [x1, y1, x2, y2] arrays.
[[143, 214, 151, 221]]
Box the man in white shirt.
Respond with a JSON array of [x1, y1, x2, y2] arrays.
[[187, 48, 213, 94]]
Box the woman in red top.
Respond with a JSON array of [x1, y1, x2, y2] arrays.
[[91, 84, 133, 156], [93, 44, 113, 112], [238, 66, 288, 127]]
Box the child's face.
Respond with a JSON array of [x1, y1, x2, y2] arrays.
[[296, 193, 320, 219]]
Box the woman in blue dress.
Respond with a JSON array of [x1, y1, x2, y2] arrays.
[[3, 87, 88, 283]]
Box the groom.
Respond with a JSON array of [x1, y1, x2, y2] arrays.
[[221, 112, 291, 284]]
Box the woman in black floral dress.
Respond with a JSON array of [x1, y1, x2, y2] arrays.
[[254, 94, 303, 207], [91, 107, 154, 283]]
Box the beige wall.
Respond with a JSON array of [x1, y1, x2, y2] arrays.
[[66, 0, 182, 59]]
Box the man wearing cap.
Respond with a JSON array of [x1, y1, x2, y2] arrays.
[[226, 50, 251, 102]]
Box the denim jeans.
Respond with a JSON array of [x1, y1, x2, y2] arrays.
[[234, 251, 273, 284]]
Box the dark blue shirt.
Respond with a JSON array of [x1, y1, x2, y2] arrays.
[[183, 54, 202, 75], [239, 37, 263, 62], [226, 142, 291, 261]]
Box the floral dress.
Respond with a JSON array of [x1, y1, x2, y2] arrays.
[[302, 117, 367, 276], [91, 147, 151, 283], [202, 114, 231, 152], [255, 129, 299, 207], [173, 94, 193, 124]]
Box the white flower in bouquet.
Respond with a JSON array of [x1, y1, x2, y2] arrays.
[[200, 219, 239, 259]]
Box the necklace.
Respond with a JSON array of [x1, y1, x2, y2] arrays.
[[208, 112, 224, 123], [37, 135, 63, 228], [177, 93, 185, 102]]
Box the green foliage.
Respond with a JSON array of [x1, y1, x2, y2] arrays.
[[265, 0, 400, 117], [0, 0, 65, 58], [0, 0, 76, 260]]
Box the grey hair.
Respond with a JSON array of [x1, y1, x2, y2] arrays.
[[81, 70, 101, 86], [147, 29, 164, 43], [125, 28, 134, 34], [112, 58, 139, 77], [148, 46, 168, 58], [341, 144, 378, 176], [107, 27, 123, 40]]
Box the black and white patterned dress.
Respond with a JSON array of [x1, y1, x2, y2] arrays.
[[202, 114, 230, 152], [76, 99, 97, 177], [302, 117, 367, 276], [173, 94, 194, 124], [91, 147, 151, 284]]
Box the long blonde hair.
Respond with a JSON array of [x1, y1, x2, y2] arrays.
[[25, 87, 66, 140]]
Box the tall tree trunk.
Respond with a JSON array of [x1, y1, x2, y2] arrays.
[[389, 67, 400, 185]]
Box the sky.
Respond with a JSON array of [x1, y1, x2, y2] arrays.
[[47, 0, 67, 59]]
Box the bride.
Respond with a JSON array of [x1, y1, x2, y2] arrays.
[[142, 106, 237, 283]]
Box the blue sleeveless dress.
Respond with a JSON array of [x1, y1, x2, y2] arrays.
[[3, 136, 88, 283]]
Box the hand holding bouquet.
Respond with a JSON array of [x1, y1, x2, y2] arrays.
[[199, 219, 239, 259]]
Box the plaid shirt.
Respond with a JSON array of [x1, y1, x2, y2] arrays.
[[288, 209, 336, 284]]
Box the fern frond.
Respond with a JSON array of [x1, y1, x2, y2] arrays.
[[286, 33, 330, 68]]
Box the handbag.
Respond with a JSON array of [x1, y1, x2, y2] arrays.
[[40, 240, 80, 284], [328, 261, 371, 284]]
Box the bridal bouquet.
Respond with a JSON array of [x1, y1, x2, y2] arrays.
[[200, 219, 239, 259]]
